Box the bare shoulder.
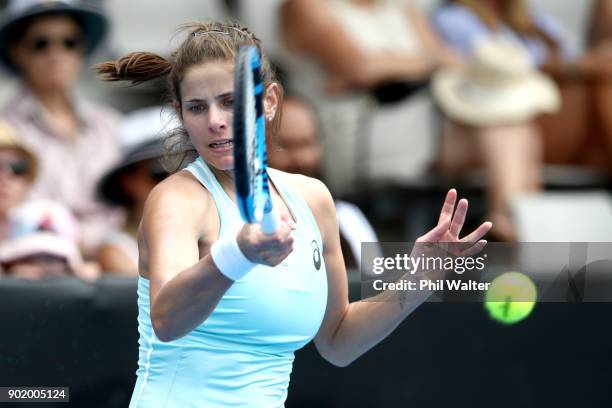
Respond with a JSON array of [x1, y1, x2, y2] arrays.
[[139, 170, 217, 281], [281, 0, 327, 23], [141, 170, 212, 235], [281, 0, 334, 46]]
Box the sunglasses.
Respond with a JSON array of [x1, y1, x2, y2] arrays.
[[27, 35, 83, 53], [0, 159, 29, 177]]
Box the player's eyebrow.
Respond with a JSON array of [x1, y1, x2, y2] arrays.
[[215, 92, 234, 100], [185, 92, 233, 104], [184, 98, 207, 104]]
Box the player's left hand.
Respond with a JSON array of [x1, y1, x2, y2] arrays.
[[413, 189, 492, 265]]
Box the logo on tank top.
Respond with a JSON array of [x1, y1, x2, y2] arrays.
[[311, 239, 321, 271]]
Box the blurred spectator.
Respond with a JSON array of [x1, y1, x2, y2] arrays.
[[279, 0, 461, 192], [0, 121, 37, 240], [0, 122, 98, 280], [0, 199, 91, 280], [0, 0, 121, 255], [433, 0, 612, 171], [96, 108, 178, 275], [268, 97, 381, 269], [268, 98, 324, 179], [432, 38, 560, 241], [434, 0, 575, 66], [589, 0, 612, 44], [431, 0, 612, 240]]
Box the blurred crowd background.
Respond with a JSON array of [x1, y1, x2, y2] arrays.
[[0, 0, 610, 278], [1, 2, 612, 407]]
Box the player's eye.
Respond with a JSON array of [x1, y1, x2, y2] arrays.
[[222, 97, 234, 108], [189, 105, 206, 113]]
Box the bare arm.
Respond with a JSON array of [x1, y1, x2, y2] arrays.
[[406, 5, 463, 68], [588, 0, 612, 45], [540, 0, 612, 80], [300, 181, 490, 366], [97, 243, 138, 276], [281, 0, 440, 89], [143, 172, 294, 342], [307, 181, 425, 366], [143, 174, 234, 342], [539, 50, 611, 80]]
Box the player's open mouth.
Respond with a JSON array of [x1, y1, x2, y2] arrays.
[[208, 139, 233, 151]]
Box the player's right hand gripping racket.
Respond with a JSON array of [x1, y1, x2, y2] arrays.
[[233, 45, 279, 234]]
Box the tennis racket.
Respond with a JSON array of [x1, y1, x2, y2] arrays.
[[233, 45, 279, 234]]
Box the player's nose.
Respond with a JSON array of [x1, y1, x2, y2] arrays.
[[208, 105, 227, 133]]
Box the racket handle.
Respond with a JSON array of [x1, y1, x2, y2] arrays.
[[260, 209, 280, 234]]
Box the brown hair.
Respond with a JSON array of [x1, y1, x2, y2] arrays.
[[452, 0, 560, 57], [96, 21, 283, 170]]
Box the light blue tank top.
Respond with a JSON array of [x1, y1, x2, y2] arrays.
[[129, 157, 328, 408]]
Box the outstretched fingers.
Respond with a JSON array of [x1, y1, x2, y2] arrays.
[[437, 189, 457, 226], [459, 239, 488, 257], [419, 216, 451, 243], [449, 198, 468, 238], [460, 221, 493, 245]]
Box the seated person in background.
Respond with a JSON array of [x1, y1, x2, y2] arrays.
[[0, 199, 96, 281], [0, 122, 37, 241], [268, 97, 381, 270], [0, 122, 97, 280], [279, 0, 461, 192], [281, 0, 460, 92], [433, 0, 612, 176], [431, 0, 612, 240], [431, 37, 560, 242], [0, 0, 122, 255], [96, 108, 178, 275]]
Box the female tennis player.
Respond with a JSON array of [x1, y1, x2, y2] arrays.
[[98, 21, 491, 407]]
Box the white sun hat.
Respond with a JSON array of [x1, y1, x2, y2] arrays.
[[432, 37, 561, 126], [0, 199, 83, 273], [96, 106, 182, 205]]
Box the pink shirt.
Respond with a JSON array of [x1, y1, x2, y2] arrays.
[[1, 87, 123, 253]]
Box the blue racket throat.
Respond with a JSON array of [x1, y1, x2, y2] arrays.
[[233, 45, 279, 234]]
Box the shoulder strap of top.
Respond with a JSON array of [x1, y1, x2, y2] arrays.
[[268, 170, 323, 247], [184, 157, 241, 233]]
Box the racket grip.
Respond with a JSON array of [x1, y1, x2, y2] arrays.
[[260, 209, 280, 234]]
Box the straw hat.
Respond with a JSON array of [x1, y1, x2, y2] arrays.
[[0, 121, 37, 181], [432, 37, 560, 126], [0, 0, 109, 73]]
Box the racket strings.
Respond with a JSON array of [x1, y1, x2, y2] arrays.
[[234, 46, 273, 223]]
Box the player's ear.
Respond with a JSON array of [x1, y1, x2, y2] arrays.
[[263, 83, 282, 121]]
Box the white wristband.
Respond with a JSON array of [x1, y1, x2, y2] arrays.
[[210, 233, 257, 281]]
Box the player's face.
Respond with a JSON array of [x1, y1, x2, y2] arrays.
[[180, 61, 235, 171]]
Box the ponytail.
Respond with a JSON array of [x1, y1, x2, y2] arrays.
[[95, 52, 172, 84]]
